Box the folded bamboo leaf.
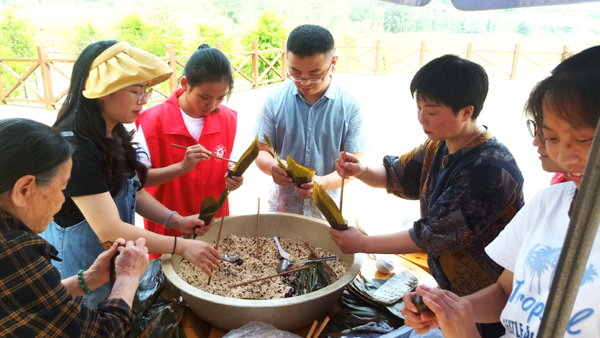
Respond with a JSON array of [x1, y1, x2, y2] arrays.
[[199, 188, 230, 224], [139, 304, 185, 338], [320, 290, 404, 338], [286, 154, 316, 186], [228, 135, 259, 177], [263, 133, 287, 171], [313, 183, 348, 230], [264, 133, 316, 187]]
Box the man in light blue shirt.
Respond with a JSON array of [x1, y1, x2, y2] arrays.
[[252, 24, 368, 219]]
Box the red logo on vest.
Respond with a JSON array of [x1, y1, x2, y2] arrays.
[[213, 145, 228, 162]]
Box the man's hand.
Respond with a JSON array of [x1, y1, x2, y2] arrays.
[[295, 176, 324, 199], [270, 159, 293, 186], [179, 144, 211, 173], [226, 175, 244, 191], [328, 226, 367, 254]]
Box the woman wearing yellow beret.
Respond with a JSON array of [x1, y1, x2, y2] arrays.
[[40, 40, 220, 307]]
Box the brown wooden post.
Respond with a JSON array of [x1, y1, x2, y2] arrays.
[[167, 44, 177, 94], [419, 42, 426, 69], [466, 43, 473, 60], [0, 64, 5, 105], [510, 44, 520, 80], [37, 45, 55, 111], [281, 40, 287, 80], [252, 41, 259, 89], [215, 43, 223, 51], [562, 45, 570, 61], [374, 39, 381, 76]]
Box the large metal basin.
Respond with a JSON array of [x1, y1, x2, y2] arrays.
[[162, 212, 363, 331]]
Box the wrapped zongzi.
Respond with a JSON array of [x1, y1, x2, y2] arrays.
[[313, 183, 348, 230]]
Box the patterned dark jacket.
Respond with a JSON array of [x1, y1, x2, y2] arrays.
[[0, 208, 134, 337], [384, 129, 524, 296]]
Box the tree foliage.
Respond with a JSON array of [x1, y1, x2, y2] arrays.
[[0, 7, 37, 98], [64, 20, 101, 57], [241, 11, 288, 83], [197, 23, 236, 52]]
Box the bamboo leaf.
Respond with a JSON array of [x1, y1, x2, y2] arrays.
[[286, 154, 316, 186], [264, 133, 316, 187], [228, 135, 259, 177], [199, 188, 230, 224], [313, 183, 347, 230], [263, 133, 287, 170]]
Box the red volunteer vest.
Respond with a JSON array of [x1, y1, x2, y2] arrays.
[[136, 88, 237, 259]]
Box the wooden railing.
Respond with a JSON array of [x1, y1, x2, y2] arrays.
[[0, 41, 288, 110], [334, 40, 577, 80], [0, 39, 583, 111]]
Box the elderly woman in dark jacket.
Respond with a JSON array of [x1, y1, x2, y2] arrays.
[[0, 118, 148, 338]]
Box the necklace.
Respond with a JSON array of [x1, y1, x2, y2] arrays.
[[458, 125, 481, 150]]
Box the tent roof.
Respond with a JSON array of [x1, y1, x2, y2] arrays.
[[381, 0, 600, 10]]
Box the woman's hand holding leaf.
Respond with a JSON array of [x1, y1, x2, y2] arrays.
[[402, 291, 440, 334], [172, 214, 213, 236], [407, 285, 481, 338], [226, 175, 244, 191], [329, 226, 367, 254]]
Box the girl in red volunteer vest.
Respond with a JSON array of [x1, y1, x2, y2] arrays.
[[135, 44, 243, 259]]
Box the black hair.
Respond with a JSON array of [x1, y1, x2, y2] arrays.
[[287, 25, 335, 58], [53, 40, 147, 195], [410, 54, 489, 119], [183, 43, 234, 101], [525, 46, 600, 131], [0, 118, 73, 195]]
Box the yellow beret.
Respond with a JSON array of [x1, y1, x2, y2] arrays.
[[82, 42, 173, 99]]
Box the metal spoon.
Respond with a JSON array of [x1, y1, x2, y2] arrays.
[[277, 256, 337, 273], [221, 251, 241, 263], [274, 236, 290, 259]]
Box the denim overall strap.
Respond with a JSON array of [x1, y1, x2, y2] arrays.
[[39, 176, 140, 308]]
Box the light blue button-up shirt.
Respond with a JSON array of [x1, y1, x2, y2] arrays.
[[251, 78, 368, 218]]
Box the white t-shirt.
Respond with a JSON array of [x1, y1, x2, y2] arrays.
[[134, 108, 244, 168], [486, 182, 600, 338]]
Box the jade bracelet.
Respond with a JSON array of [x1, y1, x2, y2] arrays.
[[77, 269, 94, 295]]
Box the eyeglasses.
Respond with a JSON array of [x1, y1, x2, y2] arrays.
[[527, 119, 545, 143], [137, 87, 153, 105], [287, 60, 333, 84]]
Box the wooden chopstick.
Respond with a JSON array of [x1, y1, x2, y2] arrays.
[[228, 266, 309, 288], [339, 143, 347, 213], [208, 215, 226, 286], [306, 320, 319, 338], [256, 198, 260, 259], [171, 143, 237, 164], [304, 242, 337, 281], [313, 316, 330, 338]]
